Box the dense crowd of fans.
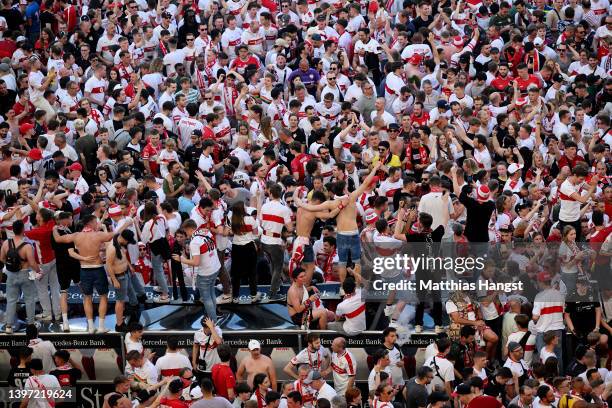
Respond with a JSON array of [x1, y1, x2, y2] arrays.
[[0, 0, 611, 405]]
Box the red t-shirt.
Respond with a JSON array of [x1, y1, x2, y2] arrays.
[[141, 142, 163, 176], [466, 396, 503, 408], [13, 101, 36, 125], [211, 363, 236, 399], [515, 75, 541, 93], [290, 153, 310, 183]]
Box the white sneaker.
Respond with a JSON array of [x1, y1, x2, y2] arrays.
[[251, 293, 262, 303], [153, 286, 162, 293], [62, 321, 70, 333], [4, 325, 12, 334], [96, 327, 110, 334], [384, 304, 395, 317], [435, 325, 445, 334], [216, 294, 232, 304], [154, 295, 170, 303], [414, 325, 423, 333], [87, 325, 95, 334]]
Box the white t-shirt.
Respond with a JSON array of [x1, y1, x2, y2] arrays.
[[155, 351, 192, 378], [189, 228, 222, 276], [193, 326, 223, 370], [558, 179, 581, 222], [28, 71, 45, 100], [24, 375, 61, 408], [424, 354, 454, 392], [507, 331, 536, 366]]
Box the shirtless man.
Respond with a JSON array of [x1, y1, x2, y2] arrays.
[[290, 189, 342, 284], [296, 161, 382, 283], [56, 214, 132, 333], [236, 339, 277, 390], [105, 230, 137, 332], [287, 267, 335, 329]]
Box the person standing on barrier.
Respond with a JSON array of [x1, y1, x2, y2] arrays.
[[1, 220, 38, 334], [51, 212, 81, 333], [105, 229, 138, 332], [174, 219, 222, 323]]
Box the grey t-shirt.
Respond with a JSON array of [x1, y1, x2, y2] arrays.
[[192, 397, 234, 408], [222, 188, 252, 208], [405, 377, 429, 408]]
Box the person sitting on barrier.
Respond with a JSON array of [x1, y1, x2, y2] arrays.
[[155, 336, 192, 379], [284, 333, 331, 380], [236, 340, 277, 391], [328, 277, 366, 336], [232, 383, 253, 408], [105, 229, 137, 333], [287, 267, 334, 330], [125, 322, 145, 355]]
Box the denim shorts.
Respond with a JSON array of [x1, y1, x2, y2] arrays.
[[79, 266, 109, 296], [114, 273, 128, 302], [336, 233, 361, 265]]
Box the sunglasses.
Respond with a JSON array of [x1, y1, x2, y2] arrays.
[[186, 38, 195, 41], [328, 77, 336, 80]]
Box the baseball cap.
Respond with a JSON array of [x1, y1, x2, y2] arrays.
[[455, 383, 472, 395], [275, 39, 289, 48], [303, 370, 322, 384], [407, 53, 423, 66], [16, 35, 26, 43], [533, 37, 543, 46], [507, 341, 522, 352], [437, 100, 449, 110], [68, 162, 83, 172], [248, 339, 261, 350], [507, 163, 523, 175], [190, 386, 203, 399], [19, 123, 34, 135], [311, 33, 322, 41], [121, 229, 137, 245], [452, 36, 463, 47], [27, 148, 42, 161], [388, 123, 400, 130], [161, 11, 172, 18], [553, 73, 564, 83]]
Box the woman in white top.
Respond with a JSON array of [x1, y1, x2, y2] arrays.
[[161, 201, 182, 237], [140, 202, 170, 302], [229, 200, 261, 303], [558, 225, 586, 294]]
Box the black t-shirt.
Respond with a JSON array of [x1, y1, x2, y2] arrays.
[[565, 291, 600, 334], [7, 366, 30, 388], [411, 16, 434, 32], [0, 89, 17, 116], [404, 377, 429, 408], [0, 8, 24, 30], [184, 144, 204, 181], [278, 142, 295, 168], [52, 227, 80, 269], [50, 367, 82, 387]]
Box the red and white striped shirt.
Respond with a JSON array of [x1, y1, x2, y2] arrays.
[[331, 350, 356, 395], [532, 288, 565, 333], [335, 289, 366, 335], [259, 200, 292, 245]]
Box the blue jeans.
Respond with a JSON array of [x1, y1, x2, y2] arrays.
[[536, 329, 564, 374], [151, 253, 169, 295], [336, 232, 361, 265], [196, 270, 219, 322], [5, 270, 36, 327], [127, 270, 145, 305]]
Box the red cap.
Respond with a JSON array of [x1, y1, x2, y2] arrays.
[[19, 123, 34, 135], [476, 185, 490, 202], [368, 0, 379, 13], [27, 148, 42, 161], [68, 162, 83, 172], [452, 36, 464, 47]]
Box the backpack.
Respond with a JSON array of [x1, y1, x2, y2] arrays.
[[5, 239, 27, 272]]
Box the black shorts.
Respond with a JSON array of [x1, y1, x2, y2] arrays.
[[58, 262, 80, 290]]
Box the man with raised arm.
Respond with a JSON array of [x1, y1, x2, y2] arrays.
[[55, 214, 132, 334], [295, 161, 382, 284]]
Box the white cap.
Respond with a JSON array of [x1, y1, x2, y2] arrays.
[[533, 37, 543, 46], [507, 163, 524, 175], [190, 386, 203, 399], [248, 339, 261, 350], [16, 36, 26, 42]]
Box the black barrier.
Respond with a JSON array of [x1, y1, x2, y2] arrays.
[[0, 333, 123, 349], [141, 330, 302, 349]]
